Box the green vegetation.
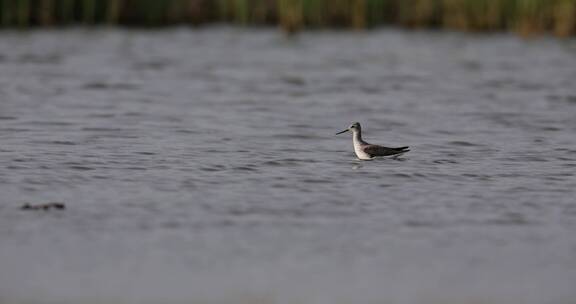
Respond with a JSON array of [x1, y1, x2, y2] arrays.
[[0, 0, 574, 37]]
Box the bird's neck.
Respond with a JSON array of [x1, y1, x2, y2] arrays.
[[352, 130, 364, 145]]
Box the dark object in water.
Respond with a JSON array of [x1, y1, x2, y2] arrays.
[[20, 202, 66, 211]]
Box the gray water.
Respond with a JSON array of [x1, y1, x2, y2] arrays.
[[1, 27, 576, 304]]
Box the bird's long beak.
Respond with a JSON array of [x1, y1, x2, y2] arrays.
[[335, 129, 349, 135]]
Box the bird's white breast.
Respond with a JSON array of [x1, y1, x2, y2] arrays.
[[353, 138, 372, 160]]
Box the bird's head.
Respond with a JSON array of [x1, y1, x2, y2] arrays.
[[336, 122, 361, 135]]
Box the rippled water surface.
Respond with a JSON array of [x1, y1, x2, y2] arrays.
[[1, 27, 576, 304]]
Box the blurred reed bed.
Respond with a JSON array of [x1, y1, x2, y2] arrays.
[[0, 0, 574, 37]]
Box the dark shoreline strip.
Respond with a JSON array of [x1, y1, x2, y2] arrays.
[[0, 0, 573, 37]]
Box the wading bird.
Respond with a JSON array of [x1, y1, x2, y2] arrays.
[[336, 122, 409, 160]]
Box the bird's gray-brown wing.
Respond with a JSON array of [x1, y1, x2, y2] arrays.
[[363, 145, 410, 157]]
